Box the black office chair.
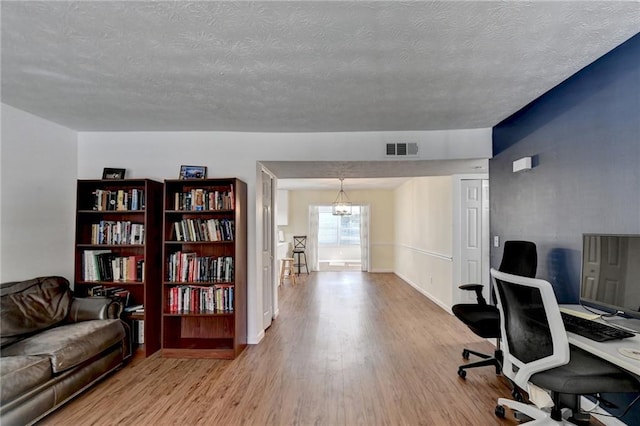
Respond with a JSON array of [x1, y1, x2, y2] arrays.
[[292, 235, 309, 275], [491, 269, 640, 424], [452, 240, 537, 379]]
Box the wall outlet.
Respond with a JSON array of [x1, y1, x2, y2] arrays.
[[494, 236, 500, 247]]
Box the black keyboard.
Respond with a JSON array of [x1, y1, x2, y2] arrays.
[[561, 312, 635, 342]]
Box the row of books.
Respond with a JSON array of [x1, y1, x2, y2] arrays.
[[88, 285, 131, 306], [166, 252, 233, 283], [133, 319, 144, 344], [172, 187, 234, 211], [166, 284, 234, 313], [90, 221, 145, 245], [92, 189, 145, 211], [83, 250, 145, 282], [172, 218, 234, 242]]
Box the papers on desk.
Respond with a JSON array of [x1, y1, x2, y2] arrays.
[[559, 307, 600, 321], [618, 347, 640, 361]]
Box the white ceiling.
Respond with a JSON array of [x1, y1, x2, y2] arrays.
[[2, 1, 639, 133]]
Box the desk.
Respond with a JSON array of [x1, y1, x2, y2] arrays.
[[561, 304, 640, 376]]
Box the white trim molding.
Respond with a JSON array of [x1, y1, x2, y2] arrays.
[[396, 243, 453, 262]]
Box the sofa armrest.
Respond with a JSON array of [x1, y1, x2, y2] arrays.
[[67, 297, 122, 322]]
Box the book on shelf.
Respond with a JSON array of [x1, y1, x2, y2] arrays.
[[167, 284, 234, 314], [124, 304, 144, 313], [90, 221, 145, 245], [170, 218, 234, 242], [83, 249, 112, 281], [92, 189, 145, 211], [82, 251, 144, 282], [87, 286, 130, 306], [166, 252, 233, 283], [134, 320, 144, 344], [172, 186, 234, 211]]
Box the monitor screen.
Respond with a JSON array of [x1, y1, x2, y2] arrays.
[[581, 234, 640, 319]]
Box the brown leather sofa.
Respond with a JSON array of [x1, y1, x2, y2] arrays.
[[0, 276, 130, 426]]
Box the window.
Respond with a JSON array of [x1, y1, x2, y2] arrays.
[[318, 206, 361, 245]]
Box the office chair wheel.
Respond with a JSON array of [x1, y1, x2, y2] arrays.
[[495, 404, 505, 418], [462, 349, 470, 360], [457, 368, 466, 379], [512, 388, 523, 402]]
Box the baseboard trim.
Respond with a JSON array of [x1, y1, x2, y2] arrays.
[[395, 272, 453, 315], [249, 330, 265, 345]]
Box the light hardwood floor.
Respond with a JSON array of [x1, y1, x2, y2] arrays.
[[41, 272, 522, 425]]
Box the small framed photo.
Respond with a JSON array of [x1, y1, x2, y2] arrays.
[[102, 168, 126, 180], [179, 165, 207, 180]]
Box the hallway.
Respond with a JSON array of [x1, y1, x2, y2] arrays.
[[42, 272, 517, 425]]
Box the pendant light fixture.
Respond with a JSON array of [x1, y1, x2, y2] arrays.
[[332, 178, 352, 216]]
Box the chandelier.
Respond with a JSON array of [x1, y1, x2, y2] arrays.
[[332, 178, 352, 216]]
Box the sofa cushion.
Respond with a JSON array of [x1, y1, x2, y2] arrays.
[[1, 320, 125, 374], [0, 355, 52, 403], [1, 276, 72, 337]]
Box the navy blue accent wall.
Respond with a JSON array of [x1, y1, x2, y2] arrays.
[[491, 33, 640, 302], [491, 33, 640, 424]]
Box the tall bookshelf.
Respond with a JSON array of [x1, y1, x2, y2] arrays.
[[74, 179, 162, 357], [161, 178, 247, 359]]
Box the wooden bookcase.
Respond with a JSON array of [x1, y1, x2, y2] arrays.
[[161, 178, 247, 359], [74, 179, 163, 357]]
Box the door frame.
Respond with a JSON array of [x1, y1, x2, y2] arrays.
[[452, 174, 489, 307], [258, 165, 279, 333]]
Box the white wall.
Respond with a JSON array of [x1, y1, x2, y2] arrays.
[[0, 104, 77, 282], [75, 128, 491, 344], [0, 104, 492, 342], [394, 176, 454, 310]]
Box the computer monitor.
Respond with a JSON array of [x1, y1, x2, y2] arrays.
[[580, 234, 640, 320]]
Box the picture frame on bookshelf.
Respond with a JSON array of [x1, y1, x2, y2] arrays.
[[102, 168, 126, 179], [179, 165, 207, 180]]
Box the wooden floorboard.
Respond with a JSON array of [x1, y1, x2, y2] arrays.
[[40, 272, 529, 425]]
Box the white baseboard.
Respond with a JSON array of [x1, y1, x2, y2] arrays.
[[368, 268, 394, 273], [249, 329, 265, 345], [395, 272, 453, 314]]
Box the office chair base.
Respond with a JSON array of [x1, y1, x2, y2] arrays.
[[458, 358, 501, 378], [462, 348, 491, 360], [457, 347, 503, 378], [496, 398, 576, 425]]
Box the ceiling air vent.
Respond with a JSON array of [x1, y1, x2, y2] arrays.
[[385, 142, 419, 157]]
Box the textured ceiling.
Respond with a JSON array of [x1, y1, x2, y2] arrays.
[[2, 1, 639, 132]]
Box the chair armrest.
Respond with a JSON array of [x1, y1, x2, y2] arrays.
[[459, 284, 483, 292], [458, 284, 487, 305], [67, 297, 123, 322]]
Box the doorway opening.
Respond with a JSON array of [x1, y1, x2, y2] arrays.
[[317, 205, 362, 271]]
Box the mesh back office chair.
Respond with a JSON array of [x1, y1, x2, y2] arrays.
[[292, 235, 309, 275], [452, 240, 537, 379], [491, 269, 640, 424]]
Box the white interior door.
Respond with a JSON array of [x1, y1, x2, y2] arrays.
[[261, 170, 274, 330], [457, 179, 489, 304]]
